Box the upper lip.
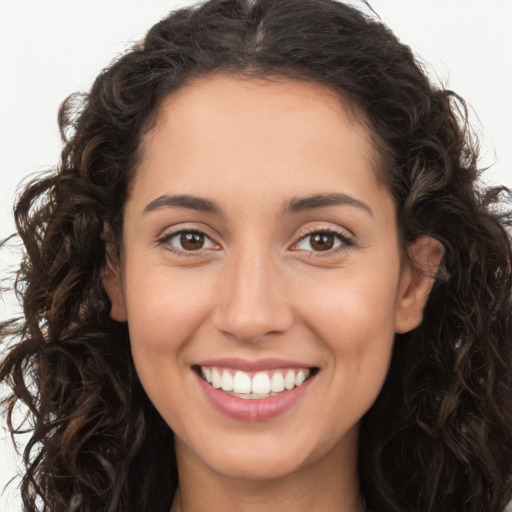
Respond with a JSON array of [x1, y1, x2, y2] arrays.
[[195, 357, 316, 372]]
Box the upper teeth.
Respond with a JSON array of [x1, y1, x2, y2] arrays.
[[200, 367, 311, 395]]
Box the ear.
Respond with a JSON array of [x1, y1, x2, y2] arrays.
[[395, 236, 444, 334], [102, 233, 128, 323]]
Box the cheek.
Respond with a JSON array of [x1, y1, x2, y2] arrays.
[[306, 282, 397, 385], [125, 268, 212, 348], [293, 262, 400, 402], [122, 267, 216, 404], [297, 263, 400, 348], [123, 268, 218, 434]]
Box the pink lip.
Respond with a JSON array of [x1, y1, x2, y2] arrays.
[[195, 357, 314, 372], [194, 368, 316, 422]]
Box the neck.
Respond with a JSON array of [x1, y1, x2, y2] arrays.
[[171, 433, 366, 512]]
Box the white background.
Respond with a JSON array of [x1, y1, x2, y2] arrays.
[[1, 1, 511, 510]]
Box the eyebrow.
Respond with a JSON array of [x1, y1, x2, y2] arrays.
[[144, 194, 223, 215], [143, 192, 373, 218], [281, 193, 374, 217]]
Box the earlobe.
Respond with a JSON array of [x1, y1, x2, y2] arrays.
[[395, 236, 444, 334], [102, 239, 128, 323]]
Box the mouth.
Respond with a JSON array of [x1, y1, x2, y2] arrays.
[[193, 365, 319, 400]]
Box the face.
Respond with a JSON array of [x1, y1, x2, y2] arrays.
[[105, 74, 438, 483]]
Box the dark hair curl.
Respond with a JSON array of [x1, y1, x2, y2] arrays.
[[1, 0, 511, 511]]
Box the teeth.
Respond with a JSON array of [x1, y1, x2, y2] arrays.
[[221, 371, 234, 391], [284, 370, 295, 390], [233, 371, 251, 394], [295, 369, 309, 386], [211, 368, 222, 388], [201, 367, 212, 384], [235, 392, 275, 399], [252, 372, 271, 394], [200, 366, 313, 397], [270, 372, 284, 392]]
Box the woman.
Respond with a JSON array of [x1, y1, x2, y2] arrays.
[[1, 0, 511, 511]]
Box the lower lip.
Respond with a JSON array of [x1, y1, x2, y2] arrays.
[[195, 372, 315, 422]]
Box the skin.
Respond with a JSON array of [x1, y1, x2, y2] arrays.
[[104, 74, 443, 512]]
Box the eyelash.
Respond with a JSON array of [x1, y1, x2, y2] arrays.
[[291, 227, 354, 257], [157, 228, 218, 257], [156, 226, 354, 257]]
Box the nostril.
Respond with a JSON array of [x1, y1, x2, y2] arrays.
[[211, 277, 294, 342]]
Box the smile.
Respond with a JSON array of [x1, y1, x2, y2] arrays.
[[198, 366, 313, 399], [194, 361, 318, 421]]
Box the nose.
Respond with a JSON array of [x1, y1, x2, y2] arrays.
[[211, 245, 294, 343]]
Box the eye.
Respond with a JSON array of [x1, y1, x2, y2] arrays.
[[158, 229, 218, 253], [293, 229, 353, 253]]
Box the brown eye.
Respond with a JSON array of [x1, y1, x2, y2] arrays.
[[180, 232, 205, 250], [293, 229, 351, 254], [309, 233, 335, 251], [159, 230, 217, 253]]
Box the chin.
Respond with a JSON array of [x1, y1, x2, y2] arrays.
[[208, 451, 309, 482], [183, 430, 330, 483]]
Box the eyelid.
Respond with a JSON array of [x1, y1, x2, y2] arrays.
[[289, 224, 355, 255], [156, 224, 221, 255], [155, 223, 355, 257]]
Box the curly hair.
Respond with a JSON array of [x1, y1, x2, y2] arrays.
[[1, 0, 511, 511]]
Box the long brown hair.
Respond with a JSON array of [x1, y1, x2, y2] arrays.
[[1, 1, 511, 510]]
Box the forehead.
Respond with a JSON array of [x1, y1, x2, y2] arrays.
[[131, 74, 385, 210], [153, 73, 360, 126]]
